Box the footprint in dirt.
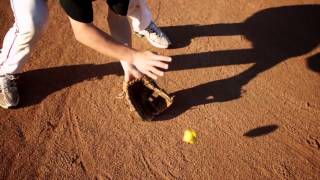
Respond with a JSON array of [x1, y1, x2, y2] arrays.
[[306, 136, 320, 150]]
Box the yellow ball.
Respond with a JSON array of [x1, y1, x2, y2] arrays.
[[183, 128, 197, 144]]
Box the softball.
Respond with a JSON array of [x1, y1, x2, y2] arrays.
[[183, 128, 197, 144]]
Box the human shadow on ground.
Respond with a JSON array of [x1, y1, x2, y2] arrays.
[[156, 5, 320, 120], [18, 63, 122, 108], [243, 124, 279, 138], [307, 52, 320, 73]]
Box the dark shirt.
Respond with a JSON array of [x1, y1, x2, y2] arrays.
[[59, 0, 130, 23]]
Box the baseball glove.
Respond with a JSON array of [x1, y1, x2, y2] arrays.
[[123, 76, 174, 120]]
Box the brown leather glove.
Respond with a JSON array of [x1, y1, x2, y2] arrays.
[[123, 76, 174, 120]]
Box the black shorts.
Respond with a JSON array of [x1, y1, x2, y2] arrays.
[[60, 0, 130, 23]]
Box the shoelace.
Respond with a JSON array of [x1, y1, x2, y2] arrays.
[[146, 22, 164, 38]]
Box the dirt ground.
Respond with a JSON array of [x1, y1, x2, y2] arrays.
[[1, 0, 320, 179]]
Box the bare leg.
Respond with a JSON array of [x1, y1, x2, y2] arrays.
[[107, 8, 142, 82]]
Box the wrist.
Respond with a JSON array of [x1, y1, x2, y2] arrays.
[[125, 48, 138, 64]]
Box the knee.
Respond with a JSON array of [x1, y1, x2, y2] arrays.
[[18, 13, 48, 42]]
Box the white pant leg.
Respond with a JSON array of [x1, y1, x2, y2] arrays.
[[127, 0, 153, 32], [0, 0, 48, 75]]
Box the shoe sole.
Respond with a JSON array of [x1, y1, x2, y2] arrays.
[[0, 103, 18, 109], [0, 96, 19, 109], [0, 104, 12, 109], [0, 104, 18, 109]]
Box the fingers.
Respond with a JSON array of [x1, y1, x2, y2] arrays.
[[151, 54, 172, 62], [142, 66, 166, 80], [149, 60, 169, 70], [145, 53, 170, 79], [132, 51, 172, 80], [148, 66, 164, 76], [145, 51, 172, 62], [144, 71, 158, 80], [131, 68, 143, 79]]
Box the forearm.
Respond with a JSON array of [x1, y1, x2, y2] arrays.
[[69, 18, 136, 63], [68, 17, 171, 80]]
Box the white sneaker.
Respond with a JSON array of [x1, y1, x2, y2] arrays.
[[0, 74, 20, 109], [135, 21, 171, 49]]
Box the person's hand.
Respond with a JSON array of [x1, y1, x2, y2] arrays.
[[120, 60, 143, 82], [130, 51, 172, 80]]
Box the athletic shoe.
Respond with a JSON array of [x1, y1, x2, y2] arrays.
[[135, 21, 171, 49], [0, 74, 20, 109]]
